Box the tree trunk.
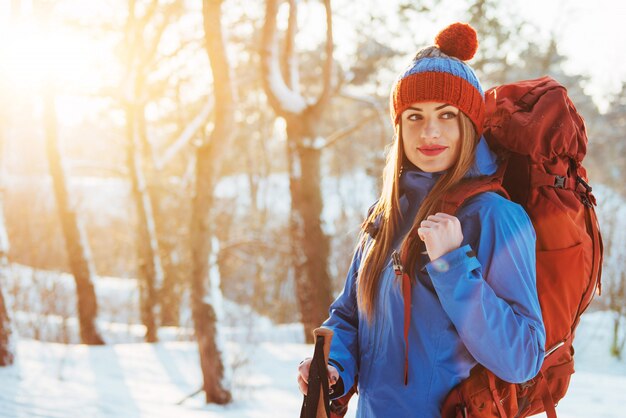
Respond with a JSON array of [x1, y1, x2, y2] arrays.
[[119, 1, 180, 334], [125, 102, 162, 343], [0, 0, 18, 365], [286, 119, 333, 343], [159, 246, 183, 327], [609, 270, 626, 359], [0, 131, 15, 365], [43, 88, 104, 345], [190, 147, 231, 402], [187, 0, 235, 404], [0, 277, 13, 365], [610, 312, 622, 359], [136, 107, 181, 327]]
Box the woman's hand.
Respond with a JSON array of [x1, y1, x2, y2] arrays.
[[417, 213, 463, 261], [297, 357, 340, 395]]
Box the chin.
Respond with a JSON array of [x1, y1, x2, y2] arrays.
[[417, 162, 450, 173]]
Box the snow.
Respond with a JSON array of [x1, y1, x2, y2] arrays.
[[0, 264, 625, 418], [264, 44, 307, 114], [207, 234, 231, 391], [301, 136, 327, 149], [0, 313, 623, 417]]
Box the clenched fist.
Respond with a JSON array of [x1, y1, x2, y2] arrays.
[[417, 213, 463, 261], [297, 357, 340, 395]]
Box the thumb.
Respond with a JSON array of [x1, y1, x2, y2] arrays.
[[328, 365, 339, 385]]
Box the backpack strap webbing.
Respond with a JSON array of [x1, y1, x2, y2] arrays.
[[439, 163, 509, 216], [538, 371, 558, 418]]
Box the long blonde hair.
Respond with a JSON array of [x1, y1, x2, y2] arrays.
[[357, 111, 479, 323]]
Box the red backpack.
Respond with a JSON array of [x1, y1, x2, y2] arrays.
[[329, 76, 604, 418], [439, 76, 604, 417]]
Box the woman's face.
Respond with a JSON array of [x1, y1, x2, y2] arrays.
[[401, 101, 461, 173]]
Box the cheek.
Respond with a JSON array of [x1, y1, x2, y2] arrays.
[[401, 126, 418, 149], [444, 125, 461, 148], [402, 138, 413, 159], [443, 122, 460, 139], [402, 123, 419, 139]]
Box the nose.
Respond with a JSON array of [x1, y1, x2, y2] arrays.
[[421, 118, 440, 139]]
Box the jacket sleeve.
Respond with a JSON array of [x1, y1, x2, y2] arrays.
[[322, 245, 362, 398], [425, 200, 546, 383]]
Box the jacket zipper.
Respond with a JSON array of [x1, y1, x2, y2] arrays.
[[392, 250, 404, 277]]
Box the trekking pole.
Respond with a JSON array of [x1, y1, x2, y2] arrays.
[[300, 327, 334, 418]]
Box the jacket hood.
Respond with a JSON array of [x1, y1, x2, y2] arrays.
[[469, 135, 498, 177]]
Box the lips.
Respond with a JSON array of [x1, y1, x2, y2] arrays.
[[418, 145, 448, 156]]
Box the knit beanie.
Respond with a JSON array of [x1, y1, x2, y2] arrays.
[[390, 23, 485, 136]]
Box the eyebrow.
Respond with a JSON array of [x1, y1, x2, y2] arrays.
[[407, 104, 453, 111]]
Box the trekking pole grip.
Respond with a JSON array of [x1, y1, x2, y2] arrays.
[[313, 327, 334, 418]]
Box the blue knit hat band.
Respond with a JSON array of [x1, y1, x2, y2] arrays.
[[399, 57, 484, 97]]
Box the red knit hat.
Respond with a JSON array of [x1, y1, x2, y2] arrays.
[[390, 23, 485, 136]]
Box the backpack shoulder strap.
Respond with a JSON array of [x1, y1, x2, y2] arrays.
[[440, 163, 509, 216]]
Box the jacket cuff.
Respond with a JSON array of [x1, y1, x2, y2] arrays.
[[327, 358, 354, 399], [425, 244, 481, 279]]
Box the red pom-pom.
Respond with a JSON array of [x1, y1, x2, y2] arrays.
[[435, 22, 478, 61]]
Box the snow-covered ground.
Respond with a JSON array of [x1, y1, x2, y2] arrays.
[[0, 307, 625, 417]]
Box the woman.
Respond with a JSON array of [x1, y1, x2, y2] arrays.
[[298, 23, 545, 417]]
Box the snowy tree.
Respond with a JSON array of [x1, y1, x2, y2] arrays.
[[187, 0, 235, 404], [0, 0, 18, 365], [117, 0, 187, 342], [20, 0, 106, 345], [42, 86, 104, 345], [0, 271, 13, 366], [0, 126, 15, 365], [261, 0, 336, 343]]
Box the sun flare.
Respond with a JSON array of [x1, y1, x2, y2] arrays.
[[1, 17, 103, 94]]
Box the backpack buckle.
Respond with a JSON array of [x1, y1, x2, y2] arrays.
[[576, 176, 593, 193], [519, 379, 535, 390], [576, 176, 595, 207], [554, 176, 566, 188]]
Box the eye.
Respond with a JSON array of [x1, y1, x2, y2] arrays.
[[440, 111, 458, 119], [407, 113, 423, 121]]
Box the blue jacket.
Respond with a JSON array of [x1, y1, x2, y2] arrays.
[[323, 137, 546, 417]]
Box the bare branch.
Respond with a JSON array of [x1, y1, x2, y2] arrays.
[[203, 0, 235, 139], [320, 112, 378, 149], [338, 90, 389, 146], [261, 0, 307, 115], [282, 0, 299, 92], [137, 0, 161, 33], [137, 108, 161, 171], [67, 160, 129, 177], [140, 1, 184, 74], [220, 239, 292, 257], [158, 97, 214, 169], [311, 0, 334, 115], [154, 35, 205, 68]]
